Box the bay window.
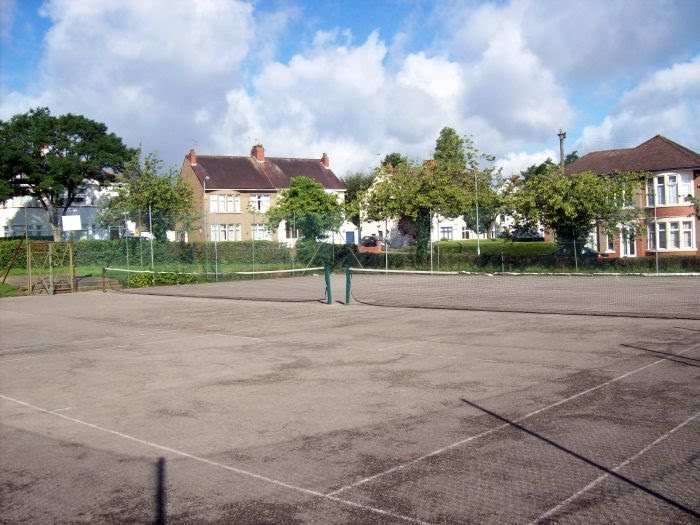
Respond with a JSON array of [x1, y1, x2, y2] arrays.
[[648, 173, 694, 206], [648, 219, 695, 251]]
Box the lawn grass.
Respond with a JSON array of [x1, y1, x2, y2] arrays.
[[0, 283, 21, 298]]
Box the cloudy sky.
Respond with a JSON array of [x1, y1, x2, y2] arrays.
[[1, 0, 699, 177]]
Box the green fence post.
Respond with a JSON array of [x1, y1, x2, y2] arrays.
[[345, 267, 351, 305], [325, 266, 332, 304]]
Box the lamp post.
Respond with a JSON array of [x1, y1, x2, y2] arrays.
[[203, 175, 210, 274], [474, 172, 481, 256]]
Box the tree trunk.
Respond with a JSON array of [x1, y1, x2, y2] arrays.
[[52, 224, 62, 242]]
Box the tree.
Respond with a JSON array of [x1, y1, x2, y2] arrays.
[[520, 158, 557, 181], [364, 159, 472, 259], [341, 170, 375, 229], [266, 176, 343, 241], [365, 130, 501, 259], [99, 150, 197, 241], [564, 150, 579, 165], [505, 165, 646, 245], [0, 107, 132, 240], [433, 127, 466, 172], [382, 152, 408, 169]]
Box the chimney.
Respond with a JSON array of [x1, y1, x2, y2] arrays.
[[251, 144, 265, 162], [188, 148, 197, 166], [321, 152, 329, 168]]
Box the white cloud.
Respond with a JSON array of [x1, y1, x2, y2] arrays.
[[496, 149, 558, 177], [579, 55, 700, 152], [1, 0, 697, 179], [2, 0, 260, 166]]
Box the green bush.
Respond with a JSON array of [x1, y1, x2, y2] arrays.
[[433, 240, 558, 257]]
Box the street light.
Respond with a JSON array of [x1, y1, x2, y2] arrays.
[[474, 172, 481, 256], [203, 175, 210, 241], [203, 175, 210, 275]]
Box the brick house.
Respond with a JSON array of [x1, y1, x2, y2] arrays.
[[565, 135, 700, 257], [179, 144, 347, 243]]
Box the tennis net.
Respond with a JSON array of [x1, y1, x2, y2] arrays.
[[345, 268, 700, 319], [103, 266, 331, 303]]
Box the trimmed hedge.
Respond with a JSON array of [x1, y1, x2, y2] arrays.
[[434, 240, 558, 256]]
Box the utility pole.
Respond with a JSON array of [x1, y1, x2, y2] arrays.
[[558, 128, 567, 166]]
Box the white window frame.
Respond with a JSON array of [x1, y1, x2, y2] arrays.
[[440, 226, 453, 240], [210, 194, 241, 213], [461, 226, 469, 240], [250, 194, 270, 213], [648, 172, 695, 207], [227, 224, 241, 241], [251, 223, 271, 240], [648, 218, 696, 252]]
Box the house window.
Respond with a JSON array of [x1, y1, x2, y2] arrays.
[[210, 194, 240, 213], [440, 226, 453, 240], [462, 226, 470, 239], [649, 219, 695, 251], [285, 223, 301, 239], [657, 223, 667, 249], [683, 221, 693, 248], [250, 194, 270, 212], [606, 233, 615, 252], [252, 223, 270, 240], [227, 194, 240, 212], [210, 224, 242, 241], [228, 224, 241, 241], [648, 173, 694, 206]]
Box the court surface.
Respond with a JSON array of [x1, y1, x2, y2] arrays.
[[1, 276, 698, 524]]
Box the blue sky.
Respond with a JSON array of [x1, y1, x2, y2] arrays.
[[1, 0, 699, 176]]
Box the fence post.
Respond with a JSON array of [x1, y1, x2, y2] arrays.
[[345, 268, 351, 305], [324, 266, 332, 304]]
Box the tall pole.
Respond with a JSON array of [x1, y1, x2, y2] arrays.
[[558, 128, 566, 166], [148, 205, 155, 275], [653, 183, 659, 274], [203, 176, 209, 274], [429, 209, 433, 274], [475, 173, 481, 256]]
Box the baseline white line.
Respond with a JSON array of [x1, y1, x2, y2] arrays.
[[530, 411, 700, 524], [0, 394, 430, 525], [327, 341, 700, 497]]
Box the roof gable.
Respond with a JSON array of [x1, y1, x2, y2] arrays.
[[188, 154, 345, 191], [566, 135, 700, 175]]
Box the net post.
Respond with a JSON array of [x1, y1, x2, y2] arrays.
[[345, 267, 351, 304], [324, 266, 332, 304]]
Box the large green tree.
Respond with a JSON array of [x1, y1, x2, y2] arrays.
[[266, 176, 344, 241], [434, 126, 466, 173], [365, 130, 501, 258], [342, 170, 375, 229], [0, 107, 132, 240], [506, 165, 646, 245], [99, 150, 197, 241]]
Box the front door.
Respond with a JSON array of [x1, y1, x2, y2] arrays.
[[620, 227, 636, 257]]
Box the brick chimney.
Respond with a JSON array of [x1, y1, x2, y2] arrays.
[[188, 148, 197, 166], [321, 152, 329, 168], [251, 144, 265, 162]]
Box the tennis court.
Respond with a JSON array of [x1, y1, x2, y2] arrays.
[[1, 273, 698, 524]]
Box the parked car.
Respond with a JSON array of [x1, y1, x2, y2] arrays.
[[360, 235, 379, 247], [552, 245, 600, 261]]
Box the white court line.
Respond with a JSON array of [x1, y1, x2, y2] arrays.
[[0, 394, 430, 525], [530, 411, 700, 524], [327, 341, 700, 497]]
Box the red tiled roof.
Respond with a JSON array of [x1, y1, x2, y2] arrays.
[[189, 155, 345, 191], [566, 135, 700, 175]]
